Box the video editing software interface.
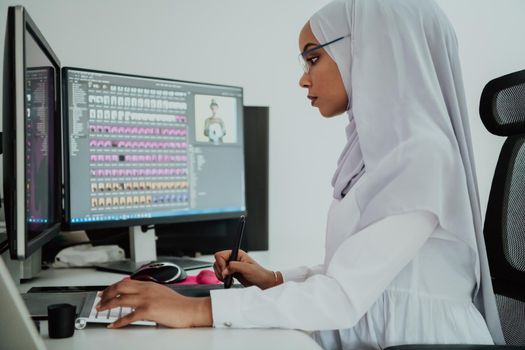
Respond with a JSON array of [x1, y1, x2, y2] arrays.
[[26, 68, 55, 227], [24, 27, 58, 239], [64, 69, 245, 224]]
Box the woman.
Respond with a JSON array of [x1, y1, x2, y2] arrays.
[[203, 99, 227, 144], [97, 0, 505, 348]]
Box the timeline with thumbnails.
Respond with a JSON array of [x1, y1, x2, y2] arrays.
[[85, 88, 190, 211]]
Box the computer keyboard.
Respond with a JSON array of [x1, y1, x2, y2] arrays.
[[85, 294, 156, 327], [25, 285, 244, 329]]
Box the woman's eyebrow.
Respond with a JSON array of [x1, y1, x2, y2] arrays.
[[302, 42, 318, 53]]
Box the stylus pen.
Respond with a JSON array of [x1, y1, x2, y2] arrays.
[[224, 215, 246, 289]]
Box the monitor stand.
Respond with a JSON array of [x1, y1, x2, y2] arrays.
[[94, 225, 212, 274], [1, 248, 42, 284]]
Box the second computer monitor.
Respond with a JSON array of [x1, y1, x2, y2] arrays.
[[2, 6, 62, 260], [62, 68, 246, 229]]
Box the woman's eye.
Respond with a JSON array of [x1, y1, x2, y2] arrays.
[[306, 56, 319, 65]]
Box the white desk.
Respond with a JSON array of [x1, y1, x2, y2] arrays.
[[19, 254, 323, 350], [40, 324, 320, 350]]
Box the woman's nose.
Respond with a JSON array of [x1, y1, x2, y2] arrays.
[[299, 72, 311, 88]]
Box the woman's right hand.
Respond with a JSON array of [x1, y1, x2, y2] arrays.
[[213, 250, 282, 290]]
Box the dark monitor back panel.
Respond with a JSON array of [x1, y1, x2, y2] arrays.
[[242, 106, 269, 251]]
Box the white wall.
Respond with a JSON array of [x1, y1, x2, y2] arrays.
[[1, 0, 524, 270]]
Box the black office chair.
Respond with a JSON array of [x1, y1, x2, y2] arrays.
[[385, 70, 525, 350]]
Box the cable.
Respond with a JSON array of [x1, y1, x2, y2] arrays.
[[0, 239, 9, 255], [141, 224, 155, 233]]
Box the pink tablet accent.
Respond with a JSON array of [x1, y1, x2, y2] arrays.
[[173, 270, 221, 285]]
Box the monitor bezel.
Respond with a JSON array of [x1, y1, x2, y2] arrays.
[[2, 6, 62, 260], [61, 66, 246, 231]]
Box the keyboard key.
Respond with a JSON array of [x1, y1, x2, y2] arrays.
[[109, 307, 121, 319]]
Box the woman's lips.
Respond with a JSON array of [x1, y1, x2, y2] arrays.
[[308, 96, 318, 106]]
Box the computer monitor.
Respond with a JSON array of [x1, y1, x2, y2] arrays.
[[85, 106, 269, 260], [1, 6, 62, 265], [61, 67, 246, 267]]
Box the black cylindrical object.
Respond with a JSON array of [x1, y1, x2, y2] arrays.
[[47, 303, 76, 339]]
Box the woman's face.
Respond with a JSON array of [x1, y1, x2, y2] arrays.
[[298, 22, 348, 118]]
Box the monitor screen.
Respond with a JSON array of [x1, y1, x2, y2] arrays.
[[25, 66, 56, 229], [2, 6, 61, 259], [62, 68, 246, 229]]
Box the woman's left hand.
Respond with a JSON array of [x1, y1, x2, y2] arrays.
[[96, 279, 212, 329]]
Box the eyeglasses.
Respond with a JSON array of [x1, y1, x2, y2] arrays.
[[298, 34, 350, 74]]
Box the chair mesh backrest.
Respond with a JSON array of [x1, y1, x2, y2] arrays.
[[487, 136, 525, 346], [495, 294, 525, 345], [480, 69, 525, 345], [502, 138, 525, 271], [480, 69, 525, 136], [494, 84, 525, 128]]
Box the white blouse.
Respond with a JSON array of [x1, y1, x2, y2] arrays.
[[210, 180, 494, 349]]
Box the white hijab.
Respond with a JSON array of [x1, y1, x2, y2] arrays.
[[311, 0, 504, 344]]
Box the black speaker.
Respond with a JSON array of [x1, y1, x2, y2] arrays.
[[81, 105, 269, 256]]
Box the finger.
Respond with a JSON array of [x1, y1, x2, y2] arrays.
[[214, 250, 231, 262], [213, 263, 224, 281], [108, 311, 143, 329], [215, 254, 229, 271], [100, 280, 141, 304], [223, 261, 251, 278], [236, 250, 254, 263], [97, 294, 142, 311]]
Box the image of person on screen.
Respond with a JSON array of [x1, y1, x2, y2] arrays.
[[203, 99, 226, 144]]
